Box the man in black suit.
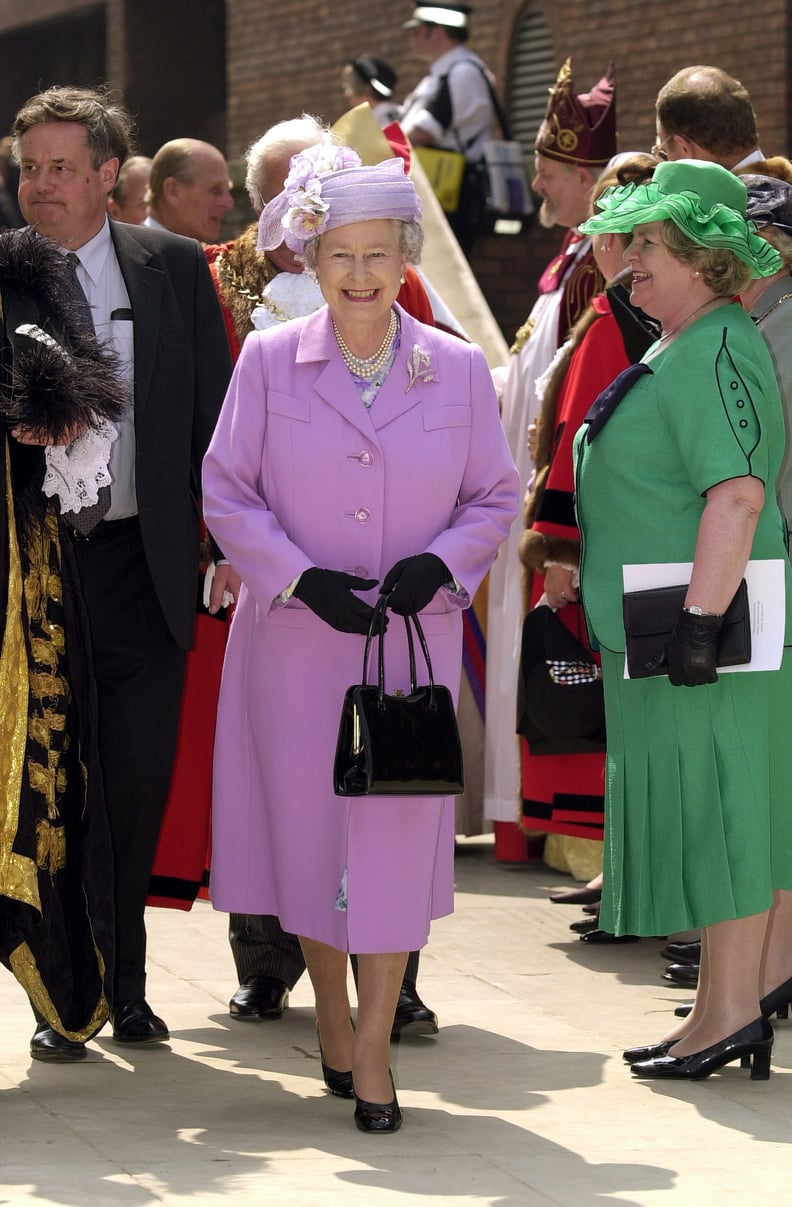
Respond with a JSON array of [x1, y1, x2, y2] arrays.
[[11, 85, 233, 1059]]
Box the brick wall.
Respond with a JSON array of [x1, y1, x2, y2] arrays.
[[0, 0, 86, 33], [224, 0, 524, 157], [112, 0, 227, 153], [227, 0, 788, 157], [541, 1, 789, 156], [224, 0, 791, 339], [1, 0, 789, 339]]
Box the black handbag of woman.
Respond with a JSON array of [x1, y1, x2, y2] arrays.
[[333, 596, 464, 796], [516, 604, 606, 755]]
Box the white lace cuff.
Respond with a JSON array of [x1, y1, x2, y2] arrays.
[[543, 560, 580, 589], [43, 421, 118, 514], [203, 561, 236, 610]]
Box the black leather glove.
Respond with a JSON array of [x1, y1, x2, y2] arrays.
[[293, 568, 378, 634], [666, 608, 723, 687], [381, 553, 450, 616]]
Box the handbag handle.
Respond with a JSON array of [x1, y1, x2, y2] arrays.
[[362, 595, 438, 710]]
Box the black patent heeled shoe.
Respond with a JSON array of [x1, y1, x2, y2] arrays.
[[317, 1031, 354, 1099], [630, 1017, 773, 1081], [353, 1069, 402, 1133], [760, 975, 792, 1020], [624, 1038, 750, 1069], [675, 975, 792, 1022], [623, 1039, 673, 1065]]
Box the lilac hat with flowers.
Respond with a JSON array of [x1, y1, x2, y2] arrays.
[[257, 143, 422, 255]]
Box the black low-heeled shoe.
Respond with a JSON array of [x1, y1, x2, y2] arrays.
[[391, 981, 438, 1039], [353, 1070, 402, 1133], [623, 1039, 673, 1065], [662, 962, 700, 986], [760, 975, 792, 1021], [317, 1032, 354, 1099], [630, 1017, 773, 1081], [624, 1038, 750, 1069], [30, 1024, 87, 1063], [675, 976, 792, 1023], [579, 928, 639, 944], [660, 940, 701, 964], [111, 999, 169, 1044], [569, 915, 599, 934], [549, 885, 602, 906]]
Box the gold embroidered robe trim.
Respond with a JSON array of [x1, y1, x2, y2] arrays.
[[10, 942, 109, 1041], [0, 439, 39, 911]]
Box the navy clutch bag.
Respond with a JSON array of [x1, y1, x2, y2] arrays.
[[622, 579, 750, 679]]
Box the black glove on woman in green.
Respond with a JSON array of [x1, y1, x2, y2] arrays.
[[667, 608, 723, 687]]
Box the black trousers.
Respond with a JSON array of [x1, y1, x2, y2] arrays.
[[229, 915, 420, 989], [70, 518, 186, 1001]]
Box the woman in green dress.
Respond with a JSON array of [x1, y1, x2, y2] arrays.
[[574, 159, 792, 1081]]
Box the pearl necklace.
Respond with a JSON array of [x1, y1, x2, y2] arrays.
[[333, 311, 398, 379], [657, 295, 726, 346]]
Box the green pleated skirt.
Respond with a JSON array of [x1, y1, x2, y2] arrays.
[[598, 648, 792, 937]]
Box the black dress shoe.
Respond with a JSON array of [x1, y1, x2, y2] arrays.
[[229, 975, 289, 1020], [317, 1031, 354, 1099], [111, 999, 169, 1044], [30, 1024, 87, 1063], [354, 1070, 402, 1133], [662, 962, 700, 986], [579, 929, 639, 944], [549, 885, 602, 906], [630, 1017, 773, 1081], [623, 1039, 673, 1065], [660, 940, 701, 963], [675, 977, 792, 1022], [391, 981, 438, 1039], [570, 915, 599, 934], [760, 975, 792, 1021]]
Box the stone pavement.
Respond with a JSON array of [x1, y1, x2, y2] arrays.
[[2, 837, 792, 1206]]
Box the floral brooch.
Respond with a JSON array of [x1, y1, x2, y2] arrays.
[[405, 344, 436, 393]]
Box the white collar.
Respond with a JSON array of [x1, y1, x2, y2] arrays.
[[430, 45, 479, 77], [67, 217, 113, 287], [732, 147, 767, 171]]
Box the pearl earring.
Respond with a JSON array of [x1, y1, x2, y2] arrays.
[[400, 274, 406, 284], [600, 243, 608, 252]]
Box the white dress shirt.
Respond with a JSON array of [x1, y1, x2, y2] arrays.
[[70, 218, 137, 519], [400, 46, 495, 162]]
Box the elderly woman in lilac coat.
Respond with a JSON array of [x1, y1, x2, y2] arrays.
[[202, 145, 518, 1133]]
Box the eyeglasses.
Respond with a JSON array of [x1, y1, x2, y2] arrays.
[[651, 135, 673, 162]]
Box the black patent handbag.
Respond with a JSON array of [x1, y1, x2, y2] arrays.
[[333, 595, 464, 797]]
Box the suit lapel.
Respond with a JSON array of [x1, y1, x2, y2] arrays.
[[369, 306, 437, 433], [301, 304, 435, 439], [299, 308, 377, 440], [110, 222, 164, 418]]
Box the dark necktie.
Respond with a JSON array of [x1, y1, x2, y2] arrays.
[[62, 253, 112, 535]]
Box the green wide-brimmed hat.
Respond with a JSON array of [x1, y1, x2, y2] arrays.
[[579, 158, 782, 277]]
